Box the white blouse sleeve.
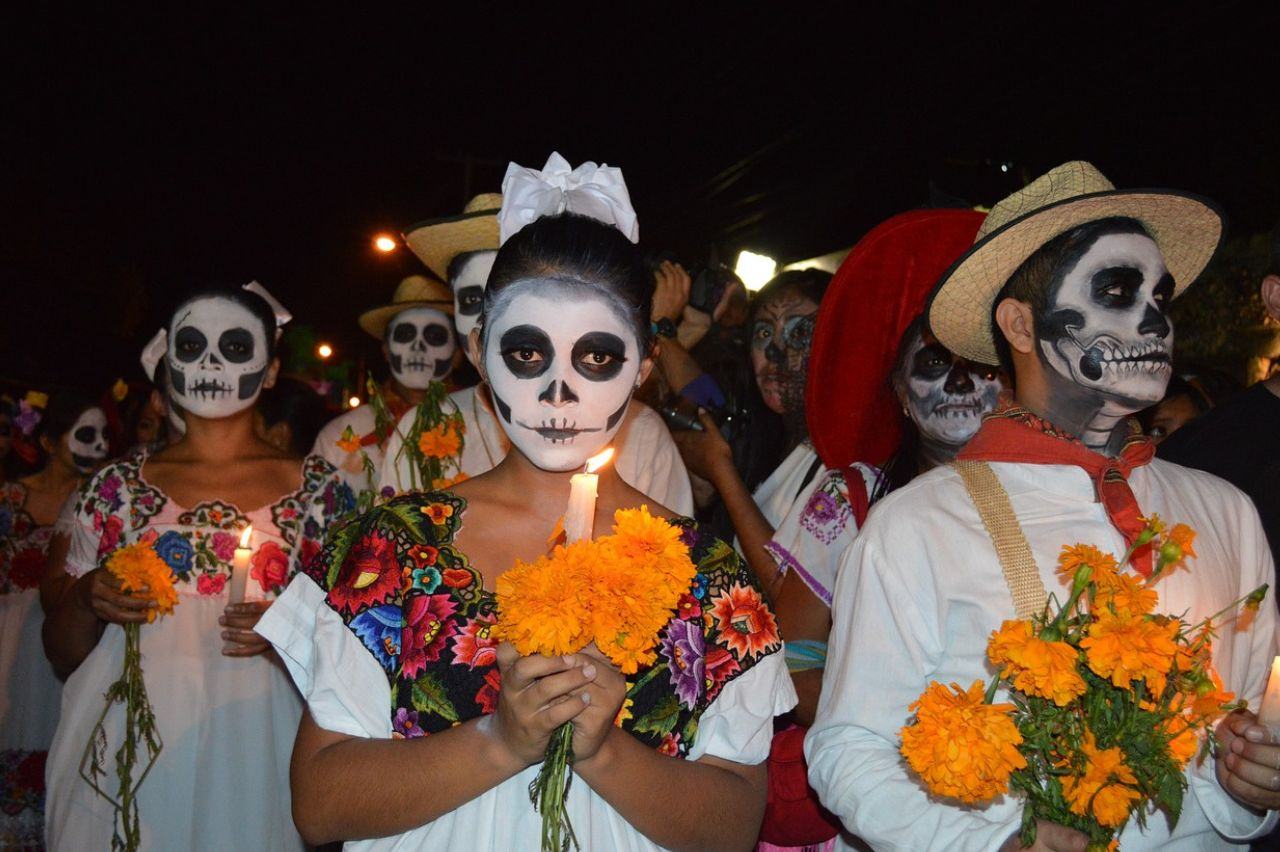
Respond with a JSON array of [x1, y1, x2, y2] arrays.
[[687, 649, 796, 765]]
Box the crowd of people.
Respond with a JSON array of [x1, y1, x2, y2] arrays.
[[0, 153, 1278, 851]]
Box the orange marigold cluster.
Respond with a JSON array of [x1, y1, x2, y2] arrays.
[[1081, 609, 1179, 695], [418, 421, 463, 459], [900, 680, 1026, 804], [106, 542, 179, 623], [987, 620, 1087, 707], [494, 506, 698, 673], [1056, 543, 1118, 585], [1061, 733, 1141, 828]]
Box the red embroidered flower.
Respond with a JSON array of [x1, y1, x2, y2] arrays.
[[657, 732, 681, 757], [676, 592, 702, 620], [400, 593, 459, 679], [408, 544, 439, 568], [197, 572, 227, 596], [297, 538, 321, 573], [704, 645, 742, 701], [97, 514, 124, 556], [250, 541, 291, 592], [451, 614, 498, 669], [9, 548, 46, 590], [475, 668, 502, 714], [442, 567, 473, 589], [710, 583, 780, 660], [329, 531, 401, 614]]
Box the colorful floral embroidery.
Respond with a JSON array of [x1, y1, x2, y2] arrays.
[[798, 472, 853, 545], [307, 492, 777, 757], [0, 482, 52, 595]]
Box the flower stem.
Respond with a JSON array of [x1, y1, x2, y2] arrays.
[[528, 722, 579, 852]]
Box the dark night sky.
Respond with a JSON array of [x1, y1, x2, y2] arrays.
[[3, 4, 1277, 392]]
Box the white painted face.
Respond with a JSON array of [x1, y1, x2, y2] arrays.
[[1037, 233, 1174, 410], [901, 331, 1003, 447], [483, 281, 642, 471], [451, 250, 497, 350], [167, 296, 271, 419], [68, 407, 109, 472], [386, 307, 456, 389]]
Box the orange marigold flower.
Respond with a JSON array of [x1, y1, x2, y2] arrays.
[[493, 546, 592, 657], [1057, 543, 1118, 586], [418, 422, 462, 459], [421, 502, 454, 524], [1094, 572, 1158, 616], [1189, 669, 1235, 720], [608, 506, 696, 583], [709, 583, 780, 661], [1081, 609, 1179, 695], [1061, 733, 1141, 828], [106, 542, 179, 623], [900, 680, 1025, 804], [987, 620, 1086, 707], [1164, 714, 1199, 768], [336, 425, 361, 454]]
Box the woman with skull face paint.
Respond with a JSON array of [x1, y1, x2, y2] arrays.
[[257, 209, 795, 851], [40, 286, 355, 852], [0, 393, 107, 848]]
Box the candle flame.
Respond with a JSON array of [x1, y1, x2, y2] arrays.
[[239, 526, 253, 548], [585, 447, 615, 474]]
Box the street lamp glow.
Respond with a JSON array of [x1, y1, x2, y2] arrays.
[[316, 343, 333, 360], [348, 396, 362, 409], [735, 250, 778, 292], [373, 234, 398, 253]]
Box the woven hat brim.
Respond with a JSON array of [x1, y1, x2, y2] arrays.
[[358, 300, 454, 340], [403, 209, 500, 282], [928, 189, 1224, 365]]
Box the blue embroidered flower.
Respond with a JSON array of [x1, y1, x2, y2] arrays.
[[153, 530, 194, 576], [690, 573, 707, 600], [350, 604, 402, 672]]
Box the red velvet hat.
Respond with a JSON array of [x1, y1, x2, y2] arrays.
[[806, 208, 986, 469]]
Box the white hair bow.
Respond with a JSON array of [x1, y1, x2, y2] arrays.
[[243, 280, 293, 328], [498, 152, 639, 245]]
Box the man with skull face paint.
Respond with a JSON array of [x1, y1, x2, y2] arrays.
[[42, 285, 355, 852], [258, 160, 793, 851], [808, 163, 1279, 851], [381, 191, 693, 513], [312, 274, 458, 495]]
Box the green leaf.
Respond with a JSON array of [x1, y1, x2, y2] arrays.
[[632, 694, 681, 737], [411, 673, 459, 723]]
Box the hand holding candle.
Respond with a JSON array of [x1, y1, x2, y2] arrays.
[[563, 448, 614, 543]]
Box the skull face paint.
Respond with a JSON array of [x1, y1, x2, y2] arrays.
[[386, 307, 456, 389], [166, 297, 271, 419], [67, 407, 109, 472], [750, 290, 819, 416], [451, 250, 497, 348], [1037, 233, 1174, 410], [901, 331, 1003, 448], [483, 281, 642, 471]]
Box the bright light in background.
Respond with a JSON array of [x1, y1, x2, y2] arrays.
[[373, 234, 397, 253], [348, 396, 362, 409], [735, 250, 778, 292], [316, 343, 333, 360]]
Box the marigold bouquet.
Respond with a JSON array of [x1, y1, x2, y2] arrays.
[[899, 517, 1267, 851], [80, 542, 180, 852], [494, 505, 698, 852]]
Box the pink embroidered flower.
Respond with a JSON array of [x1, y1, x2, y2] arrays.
[[401, 593, 459, 679], [451, 614, 498, 669], [197, 573, 227, 596], [210, 531, 237, 562], [658, 732, 681, 757], [475, 668, 502, 714], [97, 515, 124, 556], [250, 541, 290, 592]]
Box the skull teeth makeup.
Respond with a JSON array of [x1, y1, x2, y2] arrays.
[[1037, 233, 1175, 409], [483, 280, 642, 471], [68, 407, 109, 472], [166, 296, 271, 419], [386, 307, 456, 389]]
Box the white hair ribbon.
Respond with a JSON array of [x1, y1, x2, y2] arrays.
[[140, 327, 168, 381], [498, 152, 639, 245], [243, 280, 293, 328]]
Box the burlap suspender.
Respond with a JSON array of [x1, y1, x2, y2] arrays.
[[951, 460, 1048, 619]]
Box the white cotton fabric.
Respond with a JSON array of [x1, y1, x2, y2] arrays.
[[378, 386, 695, 516], [257, 575, 796, 851], [312, 405, 381, 494], [806, 458, 1280, 851], [750, 444, 823, 530], [499, 152, 639, 244]]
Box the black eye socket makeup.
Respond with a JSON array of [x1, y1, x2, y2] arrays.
[[500, 325, 554, 379], [571, 332, 627, 381]]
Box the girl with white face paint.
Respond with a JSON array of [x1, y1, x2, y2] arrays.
[[267, 211, 793, 852], [41, 286, 355, 852]]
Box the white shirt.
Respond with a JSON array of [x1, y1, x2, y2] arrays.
[[807, 458, 1278, 851], [312, 405, 381, 495], [378, 385, 695, 516]]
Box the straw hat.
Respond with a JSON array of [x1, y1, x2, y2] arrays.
[[928, 161, 1224, 365], [358, 275, 454, 339], [807, 209, 986, 469], [403, 193, 503, 282]]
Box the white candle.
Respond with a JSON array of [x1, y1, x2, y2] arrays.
[[228, 525, 253, 603], [563, 449, 614, 543], [1258, 656, 1280, 730]]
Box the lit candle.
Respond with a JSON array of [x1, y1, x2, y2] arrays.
[[228, 526, 253, 603], [1259, 656, 1280, 731], [563, 449, 614, 543]]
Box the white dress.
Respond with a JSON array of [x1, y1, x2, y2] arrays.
[[807, 457, 1280, 851], [44, 453, 354, 851]]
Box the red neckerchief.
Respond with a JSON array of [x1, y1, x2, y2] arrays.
[[956, 403, 1157, 576], [359, 380, 415, 448]]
